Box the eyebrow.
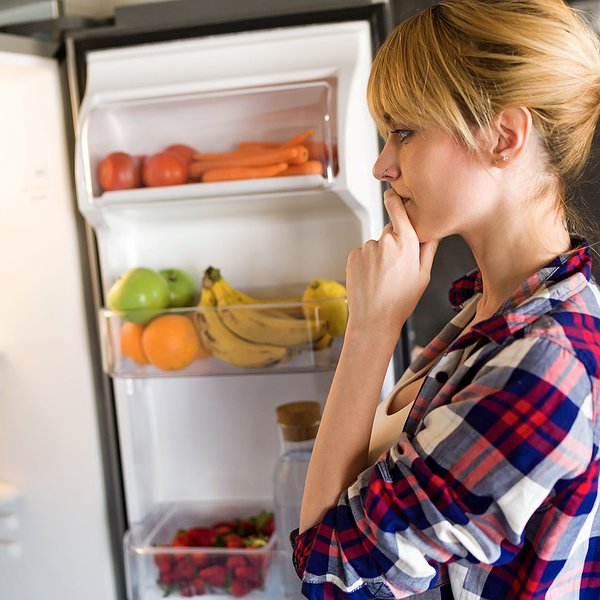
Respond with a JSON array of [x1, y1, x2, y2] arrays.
[[383, 113, 394, 125]]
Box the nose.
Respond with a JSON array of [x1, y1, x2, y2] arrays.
[[372, 138, 398, 181]]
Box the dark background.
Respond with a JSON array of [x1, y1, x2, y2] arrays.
[[390, 0, 600, 347]]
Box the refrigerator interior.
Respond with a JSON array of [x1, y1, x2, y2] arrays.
[[74, 17, 390, 599]]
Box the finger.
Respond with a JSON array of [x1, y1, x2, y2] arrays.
[[378, 222, 394, 240], [383, 189, 411, 234], [419, 239, 440, 272]]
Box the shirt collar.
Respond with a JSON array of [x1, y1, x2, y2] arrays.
[[447, 239, 592, 346]]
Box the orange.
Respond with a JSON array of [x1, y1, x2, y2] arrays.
[[141, 314, 202, 371], [120, 322, 148, 365]]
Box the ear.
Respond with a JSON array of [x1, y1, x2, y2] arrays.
[[489, 107, 532, 167]]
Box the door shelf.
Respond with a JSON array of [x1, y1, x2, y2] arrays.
[[77, 80, 337, 213], [125, 500, 277, 599], [95, 174, 329, 207], [99, 295, 346, 378]]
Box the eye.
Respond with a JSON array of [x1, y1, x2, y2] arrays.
[[390, 129, 414, 143]]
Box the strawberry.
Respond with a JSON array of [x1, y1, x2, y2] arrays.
[[159, 572, 176, 586], [190, 551, 211, 568], [234, 565, 262, 585], [225, 555, 247, 570], [198, 565, 227, 587], [213, 521, 236, 536], [264, 515, 275, 537], [230, 578, 252, 597], [173, 558, 195, 582], [250, 511, 274, 537], [172, 530, 192, 547], [179, 585, 195, 597], [153, 553, 173, 574], [246, 553, 268, 571], [236, 519, 256, 537], [187, 526, 217, 547], [224, 533, 245, 548], [191, 578, 206, 594]]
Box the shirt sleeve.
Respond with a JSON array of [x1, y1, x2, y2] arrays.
[[291, 336, 594, 598]]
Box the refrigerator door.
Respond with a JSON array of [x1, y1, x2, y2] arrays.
[[0, 35, 117, 599], [74, 18, 393, 521], [68, 8, 393, 598]]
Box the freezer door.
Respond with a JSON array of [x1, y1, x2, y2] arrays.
[[0, 39, 117, 600]]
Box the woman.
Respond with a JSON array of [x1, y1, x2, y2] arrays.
[[292, 1, 600, 598]]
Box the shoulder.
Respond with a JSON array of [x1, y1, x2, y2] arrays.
[[521, 278, 600, 378]]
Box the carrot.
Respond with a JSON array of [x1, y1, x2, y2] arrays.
[[281, 128, 315, 148], [202, 162, 289, 183], [278, 161, 324, 177], [287, 145, 309, 165], [192, 148, 261, 162], [196, 146, 300, 164], [190, 147, 304, 178], [237, 141, 280, 150]]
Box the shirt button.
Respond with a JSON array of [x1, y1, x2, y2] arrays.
[[435, 371, 449, 384]]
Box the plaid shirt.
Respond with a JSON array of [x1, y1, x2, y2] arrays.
[[292, 243, 600, 599]]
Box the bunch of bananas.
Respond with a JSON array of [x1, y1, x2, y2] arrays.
[[196, 267, 332, 368]]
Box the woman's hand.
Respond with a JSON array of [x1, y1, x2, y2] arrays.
[[345, 188, 439, 343]]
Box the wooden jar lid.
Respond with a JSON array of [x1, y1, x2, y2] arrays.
[[276, 401, 321, 441]]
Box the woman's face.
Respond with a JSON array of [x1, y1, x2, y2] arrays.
[[372, 124, 499, 243]]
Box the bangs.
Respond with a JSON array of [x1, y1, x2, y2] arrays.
[[367, 25, 426, 138]]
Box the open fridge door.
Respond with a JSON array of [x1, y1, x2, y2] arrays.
[[0, 34, 117, 600], [71, 7, 393, 599]]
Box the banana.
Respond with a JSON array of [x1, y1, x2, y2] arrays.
[[205, 268, 328, 348], [196, 285, 291, 368], [205, 266, 304, 318]]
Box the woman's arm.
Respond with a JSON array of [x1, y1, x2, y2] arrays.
[[299, 325, 398, 532], [300, 190, 439, 532]]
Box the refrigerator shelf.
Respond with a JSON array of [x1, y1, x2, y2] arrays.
[[125, 500, 278, 599], [77, 79, 337, 213], [99, 293, 346, 378], [94, 173, 329, 207]]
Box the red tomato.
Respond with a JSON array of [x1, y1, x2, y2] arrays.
[[97, 151, 142, 192], [143, 151, 188, 187], [164, 144, 197, 164]]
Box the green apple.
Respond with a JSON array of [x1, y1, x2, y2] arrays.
[[159, 268, 197, 307], [107, 267, 170, 324]]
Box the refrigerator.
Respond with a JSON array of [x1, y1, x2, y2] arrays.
[[0, 1, 398, 598]]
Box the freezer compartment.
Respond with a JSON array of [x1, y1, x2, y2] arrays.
[[125, 501, 276, 599], [79, 80, 337, 207], [99, 290, 346, 377]]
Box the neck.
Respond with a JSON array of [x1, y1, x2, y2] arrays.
[[462, 197, 571, 319]]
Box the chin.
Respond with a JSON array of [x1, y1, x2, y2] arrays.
[[413, 220, 455, 245], [413, 225, 435, 244], [415, 229, 450, 246]]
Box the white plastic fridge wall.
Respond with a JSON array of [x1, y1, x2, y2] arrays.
[[77, 20, 387, 525], [94, 194, 360, 294]]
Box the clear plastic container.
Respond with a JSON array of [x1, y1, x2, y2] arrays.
[[99, 289, 346, 378], [125, 501, 277, 599], [79, 80, 337, 208]]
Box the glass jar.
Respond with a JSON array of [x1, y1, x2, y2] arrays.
[[272, 401, 320, 599]]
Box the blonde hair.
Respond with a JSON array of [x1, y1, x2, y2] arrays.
[[367, 0, 600, 195]]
